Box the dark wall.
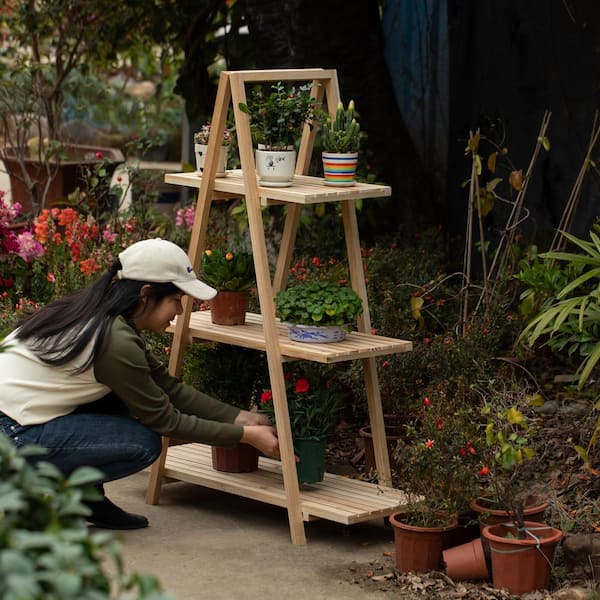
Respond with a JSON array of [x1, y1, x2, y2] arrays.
[[446, 0, 600, 241]]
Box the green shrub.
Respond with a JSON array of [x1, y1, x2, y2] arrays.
[[0, 434, 172, 600]]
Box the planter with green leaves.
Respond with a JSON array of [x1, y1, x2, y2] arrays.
[[320, 100, 361, 186], [274, 281, 363, 343], [238, 81, 317, 187], [201, 247, 255, 325]]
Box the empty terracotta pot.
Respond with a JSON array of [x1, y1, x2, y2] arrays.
[[443, 537, 489, 581]]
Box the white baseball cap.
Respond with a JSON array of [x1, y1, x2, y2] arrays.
[[118, 238, 217, 300]]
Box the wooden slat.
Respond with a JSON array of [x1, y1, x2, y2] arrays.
[[164, 444, 408, 524], [164, 171, 391, 206], [166, 311, 412, 363]]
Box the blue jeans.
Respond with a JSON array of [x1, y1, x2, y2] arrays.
[[0, 394, 161, 484]]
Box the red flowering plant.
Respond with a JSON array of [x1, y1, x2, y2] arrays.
[[393, 390, 481, 527], [259, 364, 344, 439]]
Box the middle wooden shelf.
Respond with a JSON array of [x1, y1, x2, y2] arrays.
[[167, 311, 412, 364]]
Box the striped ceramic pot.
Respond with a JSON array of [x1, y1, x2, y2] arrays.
[[322, 151, 358, 186]]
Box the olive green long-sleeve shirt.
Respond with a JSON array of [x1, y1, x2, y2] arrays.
[[0, 316, 243, 446]]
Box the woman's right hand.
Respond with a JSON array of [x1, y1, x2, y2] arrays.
[[241, 425, 280, 459]]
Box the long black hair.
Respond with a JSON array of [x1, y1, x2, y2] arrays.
[[15, 258, 179, 371]]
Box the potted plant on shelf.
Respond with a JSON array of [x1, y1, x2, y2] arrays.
[[389, 392, 482, 574], [259, 364, 344, 484], [274, 281, 364, 343], [320, 100, 361, 187], [183, 343, 269, 473], [193, 124, 233, 177], [473, 390, 563, 595], [238, 81, 317, 187], [200, 246, 255, 325]]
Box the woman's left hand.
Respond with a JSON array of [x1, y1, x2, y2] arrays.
[[234, 409, 271, 427]]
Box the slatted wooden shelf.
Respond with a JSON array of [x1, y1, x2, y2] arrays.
[[164, 443, 408, 524], [167, 311, 412, 363], [164, 170, 391, 206]]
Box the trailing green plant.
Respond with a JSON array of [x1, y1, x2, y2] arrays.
[[275, 281, 363, 326], [238, 81, 317, 150], [320, 100, 361, 153], [0, 433, 172, 599], [200, 246, 255, 292], [518, 226, 600, 390]]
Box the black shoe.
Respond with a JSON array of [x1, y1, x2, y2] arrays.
[[86, 495, 149, 530]]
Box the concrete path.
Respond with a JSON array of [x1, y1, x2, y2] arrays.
[[105, 471, 395, 600]]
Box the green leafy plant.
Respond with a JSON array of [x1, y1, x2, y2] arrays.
[[274, 281, 363, 326], [519, 226, 600, 389], [200, 247, 255, 291], [259, 364, 344, 439], [0, 433, 172, 599], [320, 100, 361, 153], [238, 81, 317, 150]]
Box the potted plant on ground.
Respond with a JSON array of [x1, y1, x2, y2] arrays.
[[259, 363, 344, 484], [200, 246, 255, 325], [473, 385, 563, 594], [320, 100, 362, 187], [193, 124, 233, 177], [238, 81, 317, 187], [183, 343, 269, 473], [389, 392, 481, 574], [274, 281, 363, 343]]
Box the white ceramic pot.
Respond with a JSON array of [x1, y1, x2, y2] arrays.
[[194, 143, 229, 177], [255, 146, 296, 187]]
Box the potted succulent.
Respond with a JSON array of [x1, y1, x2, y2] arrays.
[[259, 364, 344, 484], [274, 281, 363, 343], [238, 81, 317, 187], [193, 124, 233, 177], [320, 100, 361, 187], [200, 246, 255, 325], [389, 393, 481, 574]]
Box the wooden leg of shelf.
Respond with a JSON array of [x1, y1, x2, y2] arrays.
[[145, 436, 171, 505], [362, 356, 392, 487]]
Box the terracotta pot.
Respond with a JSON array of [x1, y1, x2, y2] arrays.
[[211, 443, 259, 473], [443, 537, 489, 581], [389, 511, 458, 573], [210, 290, 250, 325], [470, 495, 549, 531], [359, 425, 404, 476], [482, 521, 563, 595]]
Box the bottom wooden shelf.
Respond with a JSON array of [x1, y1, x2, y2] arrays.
[[163, 443, 408, 524]]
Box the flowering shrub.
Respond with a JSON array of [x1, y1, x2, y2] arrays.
[[393, 390, 481, 526], [200, 247, 255, 292], [259, 365, 344, 439]]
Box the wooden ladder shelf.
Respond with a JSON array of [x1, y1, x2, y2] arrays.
[[145, 68, 412, 544]]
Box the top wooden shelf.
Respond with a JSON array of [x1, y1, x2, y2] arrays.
[[164, 170, 391, 206]]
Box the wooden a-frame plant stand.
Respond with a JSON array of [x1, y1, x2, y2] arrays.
[[145, 68, 412, 545]]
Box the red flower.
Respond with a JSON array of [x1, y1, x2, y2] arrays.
[[294, 378, 310, 394], [425, 439, 435, 449], [423, 397, 431, 407], [460, 447, 467, 457], [95, 151, 104, 159], [436, 417, 442, 430], [260, 390, 273, 404], [479, 466, 490, 476]]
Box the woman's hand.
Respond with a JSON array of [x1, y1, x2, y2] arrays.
[[240, 425, 280, 459], [234, 409, 271, 427]]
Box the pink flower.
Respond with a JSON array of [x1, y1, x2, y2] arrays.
[[16, 231, 44, 262]]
